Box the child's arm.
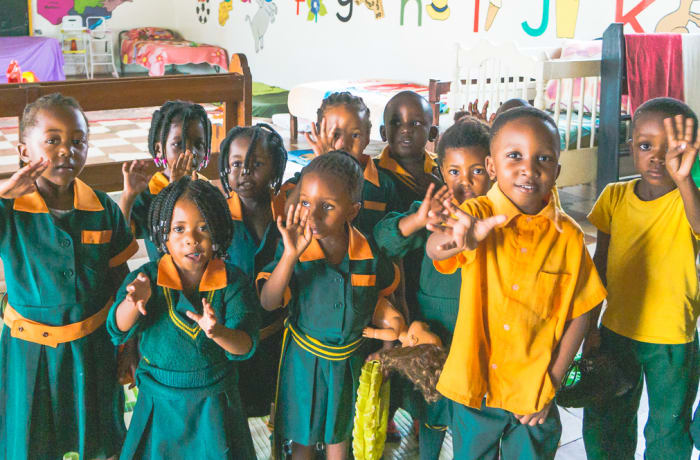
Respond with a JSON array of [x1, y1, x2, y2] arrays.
[[260, 204, 312, 310], [582, 230, 609, 356], [118, 160, 151, 223], [426, 200, 506, 260], [114, 272, 152, 332], [186, 297, 253, 355], [664, 115, 700, 234], [397, 184, 452, 237], [0, 159, 49, 199]]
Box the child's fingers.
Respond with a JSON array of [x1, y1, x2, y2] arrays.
[[285, 202, 295, 228], [437, 240, 458, 251], [675, 114, 686, 142], [122, 161, 130, 175], [421, 182, 436, 202], [664, 117, 678, 145], [303, 218, 312, 241], [292, 202, 303, 226], [684, 117, 695, 144], [481, 100, 489, 118], [202, 297, 214, 316], [185, 310, 202, 322], [276, 214, 285, 232], [137, 300, 148, 316]]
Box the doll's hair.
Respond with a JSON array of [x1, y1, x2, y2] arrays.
[[632, 97, 698, 142], [218, 123, 287, 196], [316, 91, 371, 130], [298, 150, 364, 202], [376, 344, 448, 403], [490, 106, 560, 154], [147, 100, 212, 159], [437, 116, 490, 163], [148, 176, 232, 258], [20, 92, 89, 143]]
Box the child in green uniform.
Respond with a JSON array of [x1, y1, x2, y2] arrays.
[[108, 177, 260, 459], [0, 93, 138, 459], [258, 151, 400, 460], [582, 98, 700, 459], [218, 123, 288, 418], [373, 117, 492, 459], [286, 92, 402, 237], [119, 100, 212, 261]]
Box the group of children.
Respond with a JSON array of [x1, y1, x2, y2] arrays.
[[0, 86, 698, 460]]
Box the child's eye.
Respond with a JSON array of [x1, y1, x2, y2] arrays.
[[413, 121, 423, 127], [72, 138, 85, 146], [473, 167, 485, 175], [231, 161, 242, 168], [506, 151, 521, 159], [301, 200, 310, 207], [172, 225, 184, 233], [448, 169, 459, 176], [352, 133, 361, 139], [639, 143, 652, 151], [46, 137, 59, 145], [199, 225, 209, 233], [323, 203, 334, 211], [537, 154, 553, 162]]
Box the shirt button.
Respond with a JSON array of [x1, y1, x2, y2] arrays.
[[42, 332, 49, 337], [63, 269, 74, 278], [334, 302, 342, 309], [503, 324, 510, 331], [520, 247, 527, 253], [60, 239, 71, 248], [512, 284, 519, 291], [491, 363, 498, 369]]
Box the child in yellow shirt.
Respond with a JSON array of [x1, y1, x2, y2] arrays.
[[426, 106, 606, 459], [582, 97, 700, 460]]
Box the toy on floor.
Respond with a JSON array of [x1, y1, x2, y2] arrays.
[[363, 297, 442, 347], [5, 60, 38, 83]]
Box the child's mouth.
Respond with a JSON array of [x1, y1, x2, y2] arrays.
[[186, 252, 203, 262], [515, 184, 537, 193]]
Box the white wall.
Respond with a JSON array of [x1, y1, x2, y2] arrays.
[[31, 0, 700, 88]]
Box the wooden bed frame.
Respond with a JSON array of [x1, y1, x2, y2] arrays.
[[0, 53, 252, 192]]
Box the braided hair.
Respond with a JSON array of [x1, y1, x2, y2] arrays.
[[299, 150, 364, 202], [218, 123, 287, 196], [316, 91, 371, 130], [148, 176, 233, 259], [147, 100, 212, 163]]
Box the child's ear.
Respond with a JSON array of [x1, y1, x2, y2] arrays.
[[348, 201, 361, 222], [380, 125, 387, 142], [428, 125, 438, 142], [485, 155, 497, 181], [154, 142, 163, 158], [17, 143, 30, 166]]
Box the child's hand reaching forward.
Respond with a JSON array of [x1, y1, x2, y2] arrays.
[[0, 159, 50, 199], [427, 200, 506, 251], [122, 160, 152, 199], [126, 273, 152, 316], [277, 203, 312, 258], [664, 115, 700, 185], [186, 298, 221, 339], [399, 183, 453, 236], [169, 151, 196, 183]]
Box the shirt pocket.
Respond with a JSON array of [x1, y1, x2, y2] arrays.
[[531, 271, 570, 319], [80, 230, 113, 271], [81, 230, 112, 244]]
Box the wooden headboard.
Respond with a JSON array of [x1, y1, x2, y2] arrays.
[[0, 53, 252, 192]]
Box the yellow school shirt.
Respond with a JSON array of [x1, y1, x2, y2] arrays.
[[588, 179, 700, 344], [434, 184, 606, 415]]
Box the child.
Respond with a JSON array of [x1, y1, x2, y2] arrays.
[[107, 176, 260, 459], [426, 106, 606, 459], [218, 123, 288, 418], [0, 93, 138, 459], [582, 98, 700, 459], [373, 117, 492, 460], [290, 91, 402, 236], [119, 100, 212, 261], [258, 151, 400, 460]]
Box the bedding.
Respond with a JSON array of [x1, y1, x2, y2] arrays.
[[119, 27, 228, 77], [252, 82, 289, 118]]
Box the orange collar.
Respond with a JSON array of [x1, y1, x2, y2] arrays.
[[157, 254, 227, 291], [486, 183, 562, 230], [377, 146, 437, 189], [362, 155, 380, 188], [227, 191, 284, 222], [13, 178, 104, 213], [148, 171, 208, 195], [299, 225, 373, 262]]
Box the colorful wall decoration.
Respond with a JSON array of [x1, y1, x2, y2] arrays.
[[246, 0, 277, 51], [655, 0, 700, 33], [355, 0, 384, 19], [37, 0, 132, 25]]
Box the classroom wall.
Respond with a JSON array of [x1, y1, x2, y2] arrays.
[[31, 0, 700, 88]]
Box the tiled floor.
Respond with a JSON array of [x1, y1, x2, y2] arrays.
[[2, 111, 699, 459]]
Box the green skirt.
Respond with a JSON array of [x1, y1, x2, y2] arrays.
[[276, 336, 366, 445], [0, 324, 125, 459], [121, 364, 255, 460], [238, 327, 283, 417]]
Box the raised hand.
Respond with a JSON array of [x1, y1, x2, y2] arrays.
[[304, 118, 341, 157], [125, 272, 152, 316], [186, 297, 220, 339], [664, 115, 700, 184], [277, 203, 312, 258], [406, 183, 452, 230], [0, 159, 49, 199], [427, 200, 506, 251], [467, 99, 496, 124], [122, 160, 152, 198], [169, 151, 195, 183]]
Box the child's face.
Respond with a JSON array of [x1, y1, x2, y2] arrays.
[[227, 136, 275, 199], [166, 197, 213, 275], [440, 146, 491, 203], [322, 105, 370, 159], [298, 171, 360, 241], [18, 107, 88, 187], [157, 119, 207, 171], [381, 97, 435, 160], [632, 112, 675, 190], [487, 117, 560, 215]]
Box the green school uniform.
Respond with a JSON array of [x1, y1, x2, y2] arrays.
[[226, 191, 287, 417], [0, 179, 138, 460], [374, 200, 460, 429], [257, 226, 400, 445], [279, 155, 402, 237], [107, 255, 260, 459]]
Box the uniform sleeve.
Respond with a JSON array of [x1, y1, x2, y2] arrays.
[[222, 269, 261, 361], [587, 183, 615, 235], [255, 240, 293, 307], [376, 250, 401, 297], [565, 241, 608, 321], [130, 192, 152, 240], [106, 197, 139, 267], [0, 199, 11, 247], [373, 201, 427, 259], [106, 267, 151, 345]]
